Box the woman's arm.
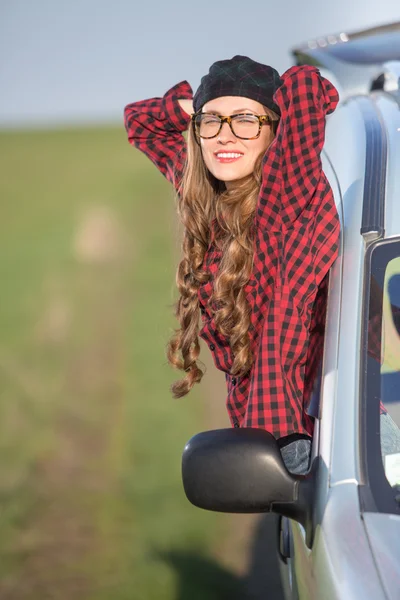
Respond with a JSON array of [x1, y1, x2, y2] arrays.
[[258, 66, 339, 228], [256, 66, 340, 292], [124, 81, 193, 190]]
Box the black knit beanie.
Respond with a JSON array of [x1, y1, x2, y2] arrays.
[[193, 55, 282, 115]]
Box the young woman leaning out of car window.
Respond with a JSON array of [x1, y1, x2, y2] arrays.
[[124, 55, 341, 474]]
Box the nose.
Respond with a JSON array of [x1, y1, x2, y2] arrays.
[[217, 121, 236, 144]]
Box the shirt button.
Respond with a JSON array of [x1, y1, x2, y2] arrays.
[[209, 343, 215, 351], [231, 377, 237, 385]]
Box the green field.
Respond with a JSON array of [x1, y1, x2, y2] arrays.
[[0, 126, 249, 599]]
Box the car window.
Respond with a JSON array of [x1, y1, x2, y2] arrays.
[[366, 242, 400, 492], [380, 256, 400, 487]]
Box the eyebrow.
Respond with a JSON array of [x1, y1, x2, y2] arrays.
[[204, 108, 257, 115]]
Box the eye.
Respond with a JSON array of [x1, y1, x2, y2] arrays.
[[201, 115, 220, 125], [234, 115, 258, 124]]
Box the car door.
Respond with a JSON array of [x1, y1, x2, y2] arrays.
[[278, 151, 344, 600]]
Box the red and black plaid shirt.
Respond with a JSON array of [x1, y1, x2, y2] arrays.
[[124, 65, 340, 439]]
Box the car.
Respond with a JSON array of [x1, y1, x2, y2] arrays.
[[181, 21, 400, 600]]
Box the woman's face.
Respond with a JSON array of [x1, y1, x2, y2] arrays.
[[199, 96, 275, 189]]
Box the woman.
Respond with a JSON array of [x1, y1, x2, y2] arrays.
[[124, 55, 340, 475]]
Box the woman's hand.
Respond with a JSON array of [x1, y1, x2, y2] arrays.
[[178, 99, 194, 116]]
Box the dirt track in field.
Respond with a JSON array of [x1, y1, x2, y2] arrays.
[[0, 208, 127, 599]]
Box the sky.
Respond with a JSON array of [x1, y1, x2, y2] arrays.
[[1, 0, 400, 128]]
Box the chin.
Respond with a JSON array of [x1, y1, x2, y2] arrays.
[[212, 168, 250, 182]]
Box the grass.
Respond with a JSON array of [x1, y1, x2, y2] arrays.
[[0, 126, 243, 599]]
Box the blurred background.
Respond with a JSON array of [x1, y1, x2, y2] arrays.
[[1, 1, 399, 599]]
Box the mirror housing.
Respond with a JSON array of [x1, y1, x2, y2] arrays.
[[182, 428, 315, 546]]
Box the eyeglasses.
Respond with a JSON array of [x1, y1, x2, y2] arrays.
[[191, 112, 272, 141]]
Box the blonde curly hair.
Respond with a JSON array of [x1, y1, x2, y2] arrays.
[[167, 109, 279, 397]]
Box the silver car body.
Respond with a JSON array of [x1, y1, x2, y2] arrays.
[[280, 24, 400, 600]]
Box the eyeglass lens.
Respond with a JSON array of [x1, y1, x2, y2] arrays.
[[195, 114, 261, 139]]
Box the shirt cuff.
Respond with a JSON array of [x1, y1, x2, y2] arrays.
[[163, 80, 193, 132]]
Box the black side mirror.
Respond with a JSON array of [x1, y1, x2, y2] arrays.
[[182, 428, 316, 547]]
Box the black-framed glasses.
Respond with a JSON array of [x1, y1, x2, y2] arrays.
[[191, 112, 272, 141]]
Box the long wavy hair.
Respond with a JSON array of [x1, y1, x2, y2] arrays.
[[167, 108, 279, 397]]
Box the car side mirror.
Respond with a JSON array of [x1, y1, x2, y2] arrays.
[[182, 428, 316, 547]]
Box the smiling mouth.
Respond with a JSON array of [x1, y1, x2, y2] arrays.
[[214, 152, 244, 163]]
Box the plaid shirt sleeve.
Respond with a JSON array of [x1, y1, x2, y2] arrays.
[[123, 80, 193, 189], [240, 66, 341, 437], [258, 65, 340, 229]]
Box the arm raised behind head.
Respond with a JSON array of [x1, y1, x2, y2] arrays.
[[258, 66, 339, 229], [124, 81, 193, 190]]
